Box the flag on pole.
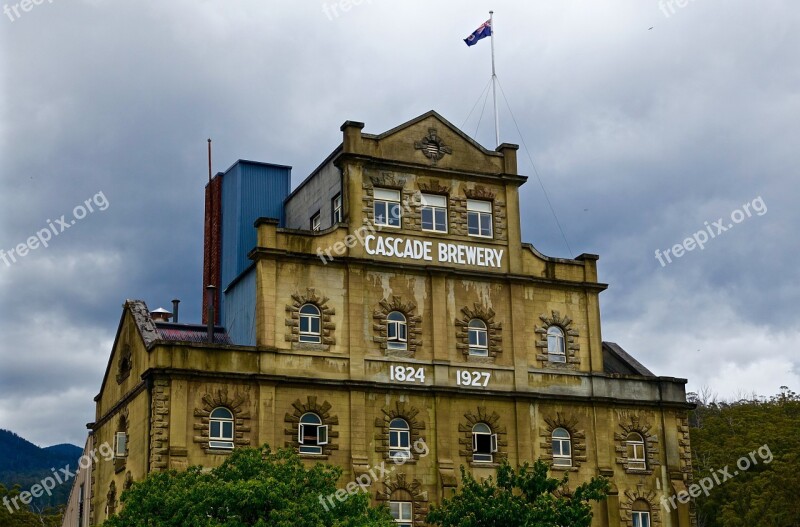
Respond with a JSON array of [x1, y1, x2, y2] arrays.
[[464, 19, 492, 46]]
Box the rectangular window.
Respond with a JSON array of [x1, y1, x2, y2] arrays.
[[389, 429, 411, 460], [332, 194, 343, 224], [633, 511, 651, 527], [390, 501, 413, 527], [467, 199, 493, 238], [374, 188, 402, 228], [114, 432, 127, 458], [311, 211, 321, 232], [552, 440, 572, 467], [298, 424, 327, 455], [421, 193, 448, 233]]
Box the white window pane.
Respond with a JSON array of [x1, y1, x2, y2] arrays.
[[421, 194, 447, 207], [434, 209, 447, 231], [480, 214, 492, 235], [388, 203, 402, 226], [467, 199, 492, 213], [374, 188, 400, 201], [421, 208, 434, 230]]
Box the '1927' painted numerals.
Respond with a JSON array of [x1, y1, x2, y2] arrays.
[[456, 370, 491, 387], [390, 365, 426, 384]]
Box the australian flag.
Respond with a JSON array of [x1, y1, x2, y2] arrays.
[[464, 19, 492, 46]]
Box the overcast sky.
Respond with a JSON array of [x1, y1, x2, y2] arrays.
[[1, 1, 797, 447]]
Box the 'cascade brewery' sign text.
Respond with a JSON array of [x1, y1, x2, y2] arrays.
[[364, 235, 504, 268]]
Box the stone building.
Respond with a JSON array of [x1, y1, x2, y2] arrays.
[[65, 111, 695, 527]]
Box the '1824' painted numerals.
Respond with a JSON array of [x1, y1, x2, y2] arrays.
[[456, 370, 491, 387], [390, 365, 426, 384]]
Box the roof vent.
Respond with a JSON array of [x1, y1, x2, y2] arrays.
[[150, 307, 173, 322]]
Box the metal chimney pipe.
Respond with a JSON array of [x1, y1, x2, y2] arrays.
[[206, 285, 216, 343], [171, 299, 180, 323]]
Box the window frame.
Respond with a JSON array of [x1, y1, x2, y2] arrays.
[[389, 418, 412, 461], [374, 188, 402, 228], [471, 422, 498, 463], [632, 510, 651, 527], [420, 193, 448, 233], [551, 427, 573, 467], [468, 319, 489, 357], [311, 211, 321, 232], [466, 199, 493, 238], [299, 304, 322, 343], [547, 326, 567, 363], [209, 407, 235, 450], [390, 500, 413, 527], [626, 432, 647, 470], [298, 412, 328, 455], [332, 193, 343, 224], [113, 431, 128, 459], [386, 311, 408, 351]]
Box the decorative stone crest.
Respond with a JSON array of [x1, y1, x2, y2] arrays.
[[414, 128, 452, 165], [539, 412, 587, 470], [534, 311, 581, 369], [374, 400, 426, 463], [283, 396, 339, 457], [376, 474, 429, 525], [192, 388, 252, 452], [373, 296, 423, 357], [417, 179, 450, 194], [615, 413, 661, 475], [285, 289, 336, 348], [369, 171, 407, 189], [464, 186, 496, 200], [458, 406, 507, 463], [455, 304, 502, 361]]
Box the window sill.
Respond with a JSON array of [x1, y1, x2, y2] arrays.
[[469, 461, 499, 469], [205, 448, 234, 455], [299, 453, 329, 460]]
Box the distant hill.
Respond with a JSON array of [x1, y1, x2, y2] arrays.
[[0, 429, 82, 510]]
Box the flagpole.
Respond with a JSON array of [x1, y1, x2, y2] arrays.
[[489, 10, 500, 148]]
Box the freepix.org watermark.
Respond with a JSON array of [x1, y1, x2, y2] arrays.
[[318, 438, 430, 512], [3, 0, 54, 22], [316, 190, 422, 265], [661, 444, 773, 511], [658, 0, 700, 19], [654, 196, 766, 268], [322, 0, 373, 20], [0, 191, 110, 268], [3, 441, 115, 514]]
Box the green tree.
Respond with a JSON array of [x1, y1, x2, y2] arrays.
[[426, 460, 609, 527], [0, 484, 63, 527], [102, 445, 394, 527], [689, 387, 800, 527]]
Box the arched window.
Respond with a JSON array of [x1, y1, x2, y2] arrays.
[[298, 412, 328, 455], [626, 432, 646, 470], [552, 428, 572, 467], [471, 423, 497, 463], [547, 326, 566, 363], [632, 500, 651, 527], [299, 304, 321, 343], [389, 418, 411, 460], [389, 499, 413, 527], [468, 319, 488, 356], [209, 407, 235, 450], [387, 312, 408, 350]]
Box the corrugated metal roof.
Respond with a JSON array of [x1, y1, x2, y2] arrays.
[[156, 323, 233, 345]]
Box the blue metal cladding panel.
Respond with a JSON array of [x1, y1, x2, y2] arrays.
[[224, 267, 257, 346], [220, 161, 291, 292]]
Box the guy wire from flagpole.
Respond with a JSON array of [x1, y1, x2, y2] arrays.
[[489, 10, 500, 148]]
